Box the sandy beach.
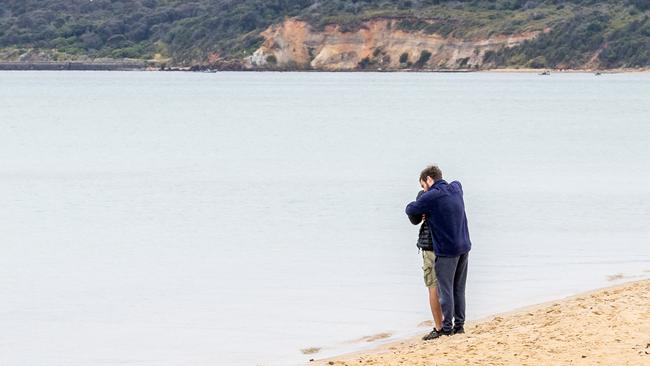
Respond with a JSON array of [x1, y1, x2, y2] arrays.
[[314, 280, 650, 366]]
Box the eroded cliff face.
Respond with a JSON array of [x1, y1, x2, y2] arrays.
[[247, 18, 543, 70]]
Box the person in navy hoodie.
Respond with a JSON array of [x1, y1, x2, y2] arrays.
[[405, 165, 471, 340]]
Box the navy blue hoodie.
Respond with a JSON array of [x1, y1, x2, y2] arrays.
[[405, 180, 472, 257]]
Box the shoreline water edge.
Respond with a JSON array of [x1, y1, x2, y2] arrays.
[[310, 279, 650, 366]]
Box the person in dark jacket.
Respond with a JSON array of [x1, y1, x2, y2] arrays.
[[405, 165, 471, 340], [409, 190, 443, 335]]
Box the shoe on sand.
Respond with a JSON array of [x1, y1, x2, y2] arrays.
[[422, 328, 452, 341], [453, 326, 465, 335]]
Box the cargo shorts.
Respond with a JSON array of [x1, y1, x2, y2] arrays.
[[422, 250, 438, 288]]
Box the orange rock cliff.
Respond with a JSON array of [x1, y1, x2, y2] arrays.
[[245, 18, 545, 71]]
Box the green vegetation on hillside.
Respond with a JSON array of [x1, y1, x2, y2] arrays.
[[0, 0, 648, 68]]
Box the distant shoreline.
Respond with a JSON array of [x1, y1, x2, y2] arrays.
[[0, 61, 146, 71], [312, 279, 650, 366], [0, 62, 648, 74]]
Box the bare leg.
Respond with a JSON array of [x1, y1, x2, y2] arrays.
[[428, 286, 443, 331]]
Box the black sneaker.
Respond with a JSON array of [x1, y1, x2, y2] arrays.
[[422, 328, 452, 341], [453, 326, 465, 335]]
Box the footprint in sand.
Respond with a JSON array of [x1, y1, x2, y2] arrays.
[[301, 347, 321, 355], [359, 332, 392, 342], [608, 273, 625, 281], [342, 332, 393, 345]]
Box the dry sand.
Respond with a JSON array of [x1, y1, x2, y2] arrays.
[[313, 280, 650, 366]]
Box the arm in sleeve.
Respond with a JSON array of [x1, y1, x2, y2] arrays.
[[407, 190, 425, 224], [405, 200, 427, 217], [406, 188, 441, 217]]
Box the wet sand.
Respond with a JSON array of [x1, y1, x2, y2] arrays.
[[314, 280, 650, 366]]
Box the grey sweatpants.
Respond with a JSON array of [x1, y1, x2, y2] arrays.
[[434, 252, 469, 332]]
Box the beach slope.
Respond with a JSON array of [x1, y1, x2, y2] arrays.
[[315, 280, 650, 366]]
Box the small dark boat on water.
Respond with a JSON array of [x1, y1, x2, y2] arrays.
[[539, 70, 550, 76]]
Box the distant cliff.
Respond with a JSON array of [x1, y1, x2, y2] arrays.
[[0, 1, 648, 70], [245, 18, 545, 71]]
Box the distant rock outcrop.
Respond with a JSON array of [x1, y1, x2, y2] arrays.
[[246, 18, 545, 71]]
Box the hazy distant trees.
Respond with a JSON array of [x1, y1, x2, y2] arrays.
[[0, 0, 647, 67], [495, 9, 649, 68]]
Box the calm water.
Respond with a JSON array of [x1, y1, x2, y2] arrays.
[[1, 71, 649, 366]]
